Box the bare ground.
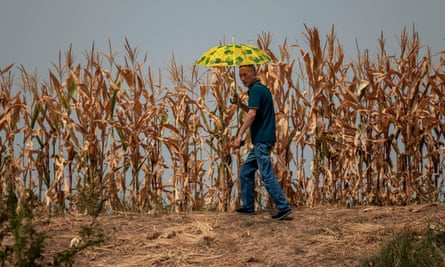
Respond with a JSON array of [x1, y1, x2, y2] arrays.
[[38, 203, 445, 267]]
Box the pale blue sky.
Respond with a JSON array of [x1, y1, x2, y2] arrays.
[[1, 0, 444, 73]]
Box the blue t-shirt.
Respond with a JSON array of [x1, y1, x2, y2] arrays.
[[247, 81, 276, 144]]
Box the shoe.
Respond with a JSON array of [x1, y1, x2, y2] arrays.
[[271, 209, 292, 220], [235, 207, 254, 214]]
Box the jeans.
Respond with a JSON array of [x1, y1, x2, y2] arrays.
[[240, 143, 291, 212]]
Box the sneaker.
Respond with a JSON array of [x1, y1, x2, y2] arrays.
[[271, 209, 292, 220], [235, 207, 254, 214]]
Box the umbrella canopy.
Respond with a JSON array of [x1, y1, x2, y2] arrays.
[[195, 43, 271, 67]]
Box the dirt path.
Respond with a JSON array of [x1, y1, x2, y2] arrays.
[[40, 203, 445, 266]]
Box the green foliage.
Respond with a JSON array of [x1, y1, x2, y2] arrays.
[[0, 180, 105, 266], [361, 224, 445, 267], [1, 183, 45, 266], [74, 180, 107, 216]]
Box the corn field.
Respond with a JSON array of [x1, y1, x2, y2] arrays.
[[1, 27, 444, 214]]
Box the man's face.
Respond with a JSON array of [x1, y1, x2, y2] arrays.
[[239, 66, 257, 88]]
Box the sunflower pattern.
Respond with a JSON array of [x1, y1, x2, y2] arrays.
[[195, 44, 271, 66]]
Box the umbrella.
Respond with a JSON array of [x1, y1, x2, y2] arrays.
[[195, 43, 271, 67], [195, 43, 271, 148], [195, 43, 271, 99]]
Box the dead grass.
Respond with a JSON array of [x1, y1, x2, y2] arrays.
[[33, 203, 445, 266]]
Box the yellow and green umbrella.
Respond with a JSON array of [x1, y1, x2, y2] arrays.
[[195, 43, 271, 67], [195, 43, 270, 146]]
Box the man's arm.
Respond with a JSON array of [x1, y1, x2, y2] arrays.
[[237, 100, 249, 113], [233, 108, 256, 148]]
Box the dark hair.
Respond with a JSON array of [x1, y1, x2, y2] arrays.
[[239, 64, 256, 72]]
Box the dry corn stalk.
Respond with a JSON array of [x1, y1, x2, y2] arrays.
[[0, 27, 444, 213]]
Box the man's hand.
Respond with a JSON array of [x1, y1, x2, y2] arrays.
[[231, 93, 249, 113], [232, 136, 242, 149], [231, 137, 245, 150], [230, 93, 239, 105]]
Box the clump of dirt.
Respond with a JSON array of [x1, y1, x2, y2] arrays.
[[39, 203, 445, 266]]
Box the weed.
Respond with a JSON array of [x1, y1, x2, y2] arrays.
[[0, 180, 104, 266], [360, 224, 445, 267]]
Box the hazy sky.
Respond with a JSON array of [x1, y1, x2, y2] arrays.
[[1, 0, 444, 74]]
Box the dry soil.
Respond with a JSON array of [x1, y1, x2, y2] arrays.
[[39, 203, 445, 266]]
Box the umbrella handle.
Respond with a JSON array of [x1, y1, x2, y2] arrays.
[[230, 68, 238, 104]]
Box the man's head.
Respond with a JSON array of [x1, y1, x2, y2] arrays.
[[239, 65, 257, 88]]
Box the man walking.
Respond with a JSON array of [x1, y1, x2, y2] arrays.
[[232, 64, 292, 220]]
